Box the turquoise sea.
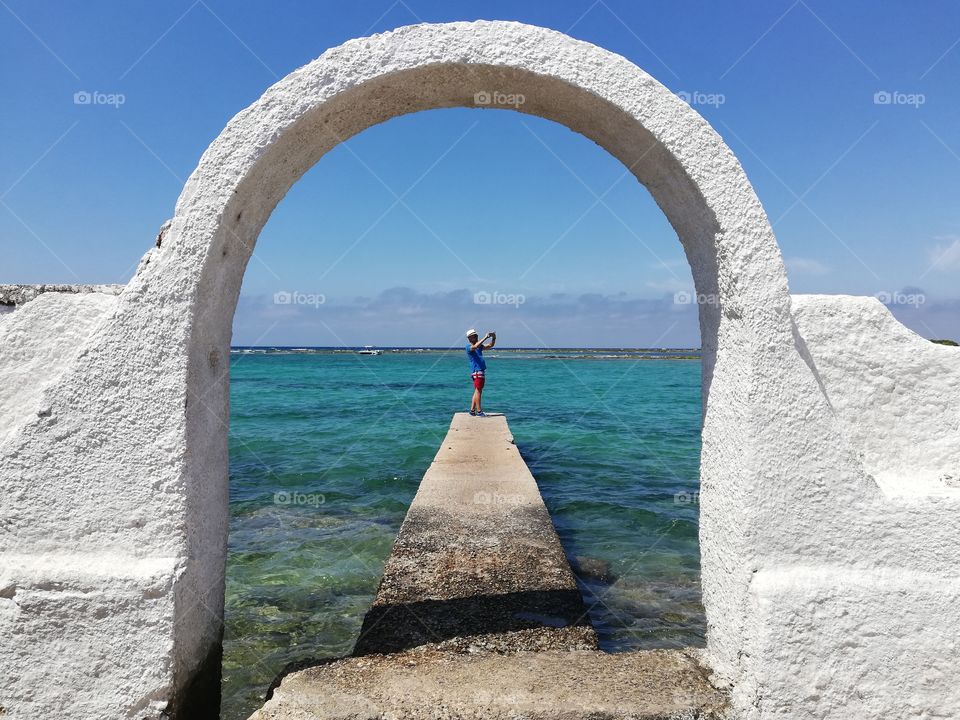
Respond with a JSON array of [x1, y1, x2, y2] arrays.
[[222, 348, 704, 719]]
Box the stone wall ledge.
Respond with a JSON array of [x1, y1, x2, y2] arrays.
[[0, 283, 124, 306]]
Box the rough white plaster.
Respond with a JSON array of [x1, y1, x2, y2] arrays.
[[745, 566, 960, 719], [0, 20, 956, 720], [791, 294, 960, 487], [725, 294, 960, 720], [0, 291, 117, 443], [0, 553, 180, 719]]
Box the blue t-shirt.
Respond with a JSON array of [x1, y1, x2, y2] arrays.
[[466, 343, 486, 373]]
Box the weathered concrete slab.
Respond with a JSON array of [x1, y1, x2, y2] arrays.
[[353, 413, 597, 655], [250, 647, 727, 720]]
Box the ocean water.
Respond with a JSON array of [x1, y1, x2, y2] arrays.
[[223, 348, 704, 719]]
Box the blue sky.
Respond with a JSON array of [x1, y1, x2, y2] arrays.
[[2, 0, 958, 346]]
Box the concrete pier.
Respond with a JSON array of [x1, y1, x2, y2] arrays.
[[251, 414, 726, 719], [353, 412, 597, 654]]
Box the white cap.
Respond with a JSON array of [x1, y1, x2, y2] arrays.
[[466, 328, 478, 337]]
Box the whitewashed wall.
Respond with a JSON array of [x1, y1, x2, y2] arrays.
[[0, 21, 956, 720]]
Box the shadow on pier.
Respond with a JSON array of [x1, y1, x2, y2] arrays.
[[352, 587, 595, 655]]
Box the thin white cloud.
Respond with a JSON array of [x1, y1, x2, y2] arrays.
[[927, 235, 960, 272], [645, 278, 692, 294], [785, 256, 831, 276]]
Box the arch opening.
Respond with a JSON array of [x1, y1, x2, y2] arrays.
[[220, 105, 706, 717]]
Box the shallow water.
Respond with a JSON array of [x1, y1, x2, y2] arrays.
[[223, 349, 703, 719]]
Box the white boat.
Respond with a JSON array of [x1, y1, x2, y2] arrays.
[[357, 346, 382, 356]]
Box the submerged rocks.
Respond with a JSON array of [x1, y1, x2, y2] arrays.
[[571, 555, 617, 584]]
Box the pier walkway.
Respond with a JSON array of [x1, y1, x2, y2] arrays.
[[353, 412, 597, 654]]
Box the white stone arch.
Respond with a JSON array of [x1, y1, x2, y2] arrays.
[[142, 19, 794, 711], [142, 18, 798, 709]]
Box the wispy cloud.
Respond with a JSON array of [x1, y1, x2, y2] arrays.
[[927, 235, 960, 273], [785, 256, 831, 276], [233, 287, 700, 347]]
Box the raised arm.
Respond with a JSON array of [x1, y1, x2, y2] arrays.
[[483, 331, 496, 350], [470, 333, 490, 351]]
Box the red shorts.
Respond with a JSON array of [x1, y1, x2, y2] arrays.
[[472, 372, 485, 390]]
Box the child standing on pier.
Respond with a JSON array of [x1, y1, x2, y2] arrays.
[[465, 328, 495, 416]]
